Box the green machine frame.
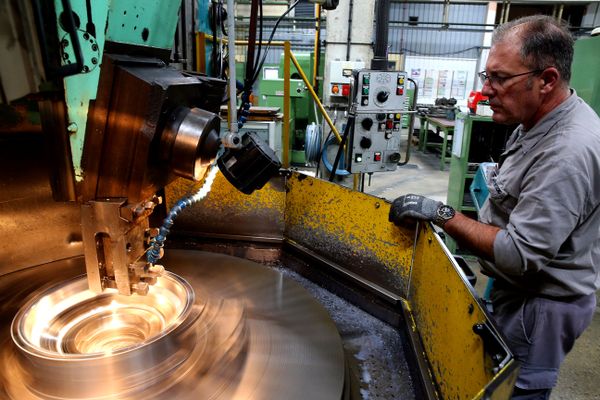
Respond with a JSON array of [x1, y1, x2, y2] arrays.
[[571, 35, 600, 116], [257, 52, 324, 164], [53, 0, 182, 181]]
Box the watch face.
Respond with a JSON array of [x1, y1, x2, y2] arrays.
[[437, 205, 455, 221]]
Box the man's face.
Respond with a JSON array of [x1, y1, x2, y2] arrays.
[[481, 38, 542, 127]]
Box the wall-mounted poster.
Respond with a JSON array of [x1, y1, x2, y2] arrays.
[[451, 70, 468, 99], [402, 56, 477, 106], [411, 68, 424, 96], [423, 69, 436, 97], [437, 70, 452, 98]]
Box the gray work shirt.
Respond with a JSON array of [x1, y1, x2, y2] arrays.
[[479, 90, 600, 298]]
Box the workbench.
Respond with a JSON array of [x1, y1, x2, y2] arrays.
[[418, 116, 455, 170]]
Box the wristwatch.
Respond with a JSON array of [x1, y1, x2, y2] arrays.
[[434, 204, 455, 227]]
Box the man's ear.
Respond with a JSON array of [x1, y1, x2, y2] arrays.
[[539, 67, 560, 93]]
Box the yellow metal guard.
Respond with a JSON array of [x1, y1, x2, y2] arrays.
[[166, 172, 518, 399]]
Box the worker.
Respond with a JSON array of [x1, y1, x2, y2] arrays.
[[388, 15, 600, 400]]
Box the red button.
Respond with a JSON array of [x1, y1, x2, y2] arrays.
[[374, 152, 382, 161], [396, 88, 404, 95], [386, 120, 393, 129], [342, 84, 350, 96]]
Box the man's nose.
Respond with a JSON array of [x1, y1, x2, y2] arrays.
[[481, 80, 494, 97], [481, 79, 496, 97]]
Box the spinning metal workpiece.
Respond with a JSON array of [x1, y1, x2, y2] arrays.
[[1, 251, 345, 399]]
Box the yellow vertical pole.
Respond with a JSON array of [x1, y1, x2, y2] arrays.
[[557, 4, 564, 20], [196, 32, 206, 73], [312, 4, 321, 88], [283, 41, 291, 168], [290, 52, 342, 144]]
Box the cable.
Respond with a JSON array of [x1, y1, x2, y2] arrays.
[[321, 133, 350, 178], [398, 77, 419, 166], [252, 0, 263, 81], [146, 164, 219, 265], [238, 0, 261, 129], [238, 0, 298, 129], [315, 129, 332, 178], [329, 115, 355, 182], [211, 1, 219, 77], [400, 45, 481, 57], [304, 122, 322, 165], [315, 107, 338, 178], [250, 0, 300, 87]]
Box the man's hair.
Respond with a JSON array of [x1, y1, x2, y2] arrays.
[[492, 15, 574, 83]]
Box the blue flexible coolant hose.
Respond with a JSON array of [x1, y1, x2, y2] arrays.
[[146, 164, 220, 265]]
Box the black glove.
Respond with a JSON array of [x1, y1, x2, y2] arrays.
[[389, 194, 443, 226]]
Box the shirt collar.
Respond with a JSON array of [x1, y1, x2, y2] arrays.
[[503, 89, 577, 158]]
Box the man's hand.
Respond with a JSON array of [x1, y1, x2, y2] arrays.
[[389, 194, 443, 226]]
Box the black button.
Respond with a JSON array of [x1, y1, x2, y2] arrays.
[[360, 137, 372, 149], [361, 118, 373, 131]]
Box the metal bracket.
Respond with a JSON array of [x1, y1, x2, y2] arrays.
[[81, 198, 162, 295], [33, 0, 84, 78], [473, 321, 512, 374]]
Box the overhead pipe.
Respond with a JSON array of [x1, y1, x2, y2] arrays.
[[371, 0, 391, 70], [499, 1, 506, 24], [442, 0, 450, 29], [557, 4, 564, 21], [313, 4, 322, 90], [224, 0, 240, 147], [502, 1, 511, 23], [346, 0, 353, 60]]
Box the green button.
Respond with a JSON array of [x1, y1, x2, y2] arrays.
[[362, 87, 369, 95]]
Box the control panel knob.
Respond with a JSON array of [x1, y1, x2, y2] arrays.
[[360, 137, 372, 149], [376, 91, 389, 103], [389, 152, 401, 163], [376, 113, 386, 121], [361, 118, 373, 131]]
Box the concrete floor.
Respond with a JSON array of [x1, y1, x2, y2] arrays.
[[361, 148, 600, 400]]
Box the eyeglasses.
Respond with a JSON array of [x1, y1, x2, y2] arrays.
[[478, 69, 545, 87]]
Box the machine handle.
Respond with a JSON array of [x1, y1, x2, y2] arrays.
[[33, 0, 84, 79], [398, 78, 419, 166]]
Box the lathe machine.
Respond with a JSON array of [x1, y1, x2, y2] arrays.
[[0, 1, 518, 399]]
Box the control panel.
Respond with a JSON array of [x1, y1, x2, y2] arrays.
[[328, 60, 366, 99], [349, 70, 409, 173]]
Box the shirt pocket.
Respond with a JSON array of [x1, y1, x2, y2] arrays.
[[487, 173, 518, 215]]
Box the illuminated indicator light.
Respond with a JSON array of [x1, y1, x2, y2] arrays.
[[342, 84, 350, 96], [388, 113, 394, 119], [363, 75, 370, 84], [398, 78, 404, 84], [355, 154, 363, 162], [396, 88, 404, 95], [332, 84, 340, 94], [374, 152, 382, 161], [362, 87, 369, 95], [395, 113, 401, 120]]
